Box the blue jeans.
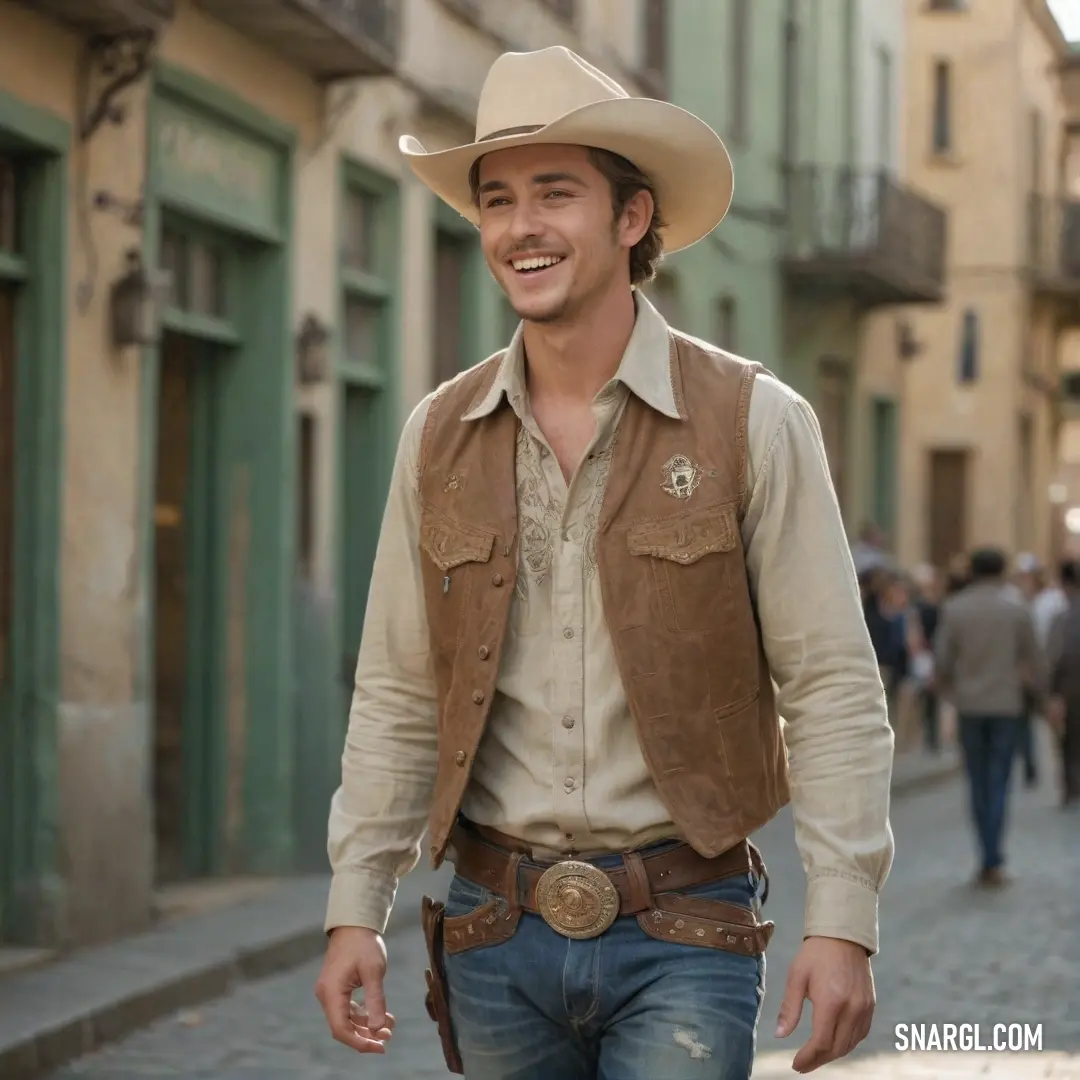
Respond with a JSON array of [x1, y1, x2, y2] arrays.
[[958, 714, 1021, 871], [443, 849, 766, 1080]]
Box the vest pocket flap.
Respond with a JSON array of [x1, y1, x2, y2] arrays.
[[420, 518, 495, 572], [627, 505, 737, 565]]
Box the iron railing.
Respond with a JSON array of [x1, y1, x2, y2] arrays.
[[782, 164, 947, 304], [1027, 193, 1080, 283], [193, 0, 399, 78]]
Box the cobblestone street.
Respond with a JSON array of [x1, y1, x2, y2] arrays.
[[49, 758, 1079, 1080]]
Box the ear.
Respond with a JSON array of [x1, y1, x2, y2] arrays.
[[618, 188, 654, 249]]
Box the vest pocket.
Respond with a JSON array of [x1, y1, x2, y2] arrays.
[[419, 511, 497, 650], [627, 504, 740, 634]]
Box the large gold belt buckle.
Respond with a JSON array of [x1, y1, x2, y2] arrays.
[[535, 860, 619, 939]]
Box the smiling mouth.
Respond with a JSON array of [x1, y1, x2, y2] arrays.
[[510, 255, 565, 274]]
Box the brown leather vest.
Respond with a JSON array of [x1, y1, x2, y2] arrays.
[[416, 330, 790, 867]]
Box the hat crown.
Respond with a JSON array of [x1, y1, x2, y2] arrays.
[[474, 46, 630, 142]]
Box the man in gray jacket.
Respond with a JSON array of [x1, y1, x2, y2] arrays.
[[934, 548, 1043, 885], [1045, 559, 1080, 808]]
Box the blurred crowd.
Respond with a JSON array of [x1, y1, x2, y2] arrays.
[[853, 527, 1078, 880]]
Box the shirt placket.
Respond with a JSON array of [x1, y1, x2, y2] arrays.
[[537, 393, 622, 851]]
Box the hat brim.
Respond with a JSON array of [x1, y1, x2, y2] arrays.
[[399, 97, 733, 254]]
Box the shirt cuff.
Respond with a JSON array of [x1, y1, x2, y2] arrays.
[[324, 868, 398, 935], [803, 873, 880, 956]]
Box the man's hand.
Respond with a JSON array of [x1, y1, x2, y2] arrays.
[[775, 936, 876, 1073], [315, 927, 396, 1054], [1047, 695, 1067, 737]]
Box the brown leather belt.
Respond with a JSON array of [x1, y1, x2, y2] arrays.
[[449, 820, 766, 941]]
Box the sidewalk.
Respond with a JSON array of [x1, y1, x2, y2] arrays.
[[0, 747, 958, 1080]]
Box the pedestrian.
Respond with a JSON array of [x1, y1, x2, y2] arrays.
[[911, 564, 943, 752], [1044, 559, 1080, 808], [1012, 553, 1066, 786], [315, 45, 894, 1080], [933, 547, 1044, 886]]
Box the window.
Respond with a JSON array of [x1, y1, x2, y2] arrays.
[[877, 47, 893, 171], [296, 412, 316, 579], [501, 297, 519, 343], [782, 2, 800, 167], [729, 0, 750, 144], [433, 230, 469, 385], [344, 296, 381, 366], [1030, 108, 1043, 193], [0, 157, 20, 254], [958, 308, 979, 383], [715, 296, 737, 352], [871, 399, 898, 544], [643, 0, 668, 88], [817, 358, 851, 513], [160, 229, 227, 317], [647, 271, 682, 326], [539, 0, 575, 22], [339, 173, 395, 379], [932, 60, 952, 155], [342, 188, 377, 273]]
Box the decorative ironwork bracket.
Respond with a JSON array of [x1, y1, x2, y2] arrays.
[[79, 29, 157, 142]]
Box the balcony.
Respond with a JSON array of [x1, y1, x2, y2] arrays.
[[193, 0, 399, 80], [18, 0, 174, 35], [1028, 194, 1080, 326], [782, 165, 947, 308]]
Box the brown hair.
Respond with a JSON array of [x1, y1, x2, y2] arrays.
[[467, 146, 666, 286]]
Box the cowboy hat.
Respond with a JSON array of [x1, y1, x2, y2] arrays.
[[399, 46, 734, 253]]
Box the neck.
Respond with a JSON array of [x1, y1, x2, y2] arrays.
[[520, 284, 636, 403]]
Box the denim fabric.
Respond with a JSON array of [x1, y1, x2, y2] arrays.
[[958, 714, 1022, 871], [442, 846, 766, 1080]]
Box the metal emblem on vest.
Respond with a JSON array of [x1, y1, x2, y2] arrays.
[[661, 454, 702, 499], [535, 861, 620, 939]]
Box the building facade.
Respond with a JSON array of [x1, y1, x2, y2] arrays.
[[663, 0, 945, 537], [896, 0, 1072, 570], [0, 0, 664, 950]]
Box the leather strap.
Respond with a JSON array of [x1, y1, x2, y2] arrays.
[[450, 821, 759, 917]]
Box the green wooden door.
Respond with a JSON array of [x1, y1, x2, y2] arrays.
[[153, 329, 226, 882], [871, 397, 898, 544]]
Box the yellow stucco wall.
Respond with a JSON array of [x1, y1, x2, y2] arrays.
[[896, 0, 1067, 568]]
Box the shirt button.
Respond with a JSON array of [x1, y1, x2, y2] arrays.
[[492, 573, 504, 587], [478, 645, 490, 660], [562, 715, 575, 729], [563, 628, 574, 639], [454, 750, 467, 766], [564, 777, 575, 792], [472, 690, 485, 704]]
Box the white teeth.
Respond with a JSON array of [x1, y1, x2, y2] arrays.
[[512, 255, 563, 271]]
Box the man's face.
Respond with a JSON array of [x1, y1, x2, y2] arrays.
[[475, 143, 651, 325]]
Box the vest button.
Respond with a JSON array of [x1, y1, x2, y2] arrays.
[[478, 645, 490, 660], [492, 573, 504, 587], [454, 750, 466, 766], [472, 690, 485, 704], [563, 628, 574, 639], [562, 715, 575, 729]]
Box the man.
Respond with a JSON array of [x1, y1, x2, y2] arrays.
[[1013, 554, 1066, 786], [1045, 559, 1080, 808], [934, 548, 1043, 886], [315, 46, 894, 1080]]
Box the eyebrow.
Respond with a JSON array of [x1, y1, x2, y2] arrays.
[[476, 171, 587, 196]]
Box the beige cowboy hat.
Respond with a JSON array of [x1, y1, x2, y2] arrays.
[[399, 46, 734, 253]]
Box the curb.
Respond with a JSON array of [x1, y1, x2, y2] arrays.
[[0, 927, 330, 1080]]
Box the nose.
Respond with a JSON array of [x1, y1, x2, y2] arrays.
[[507, 200, 544, 243]]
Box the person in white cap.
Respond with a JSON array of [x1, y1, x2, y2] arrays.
[[315, 46, 893, 1079]]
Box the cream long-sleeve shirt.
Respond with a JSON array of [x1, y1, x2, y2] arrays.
[[326, 294, 895, 954]]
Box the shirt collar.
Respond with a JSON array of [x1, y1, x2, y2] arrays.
[[461, 290, 683, 422]]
